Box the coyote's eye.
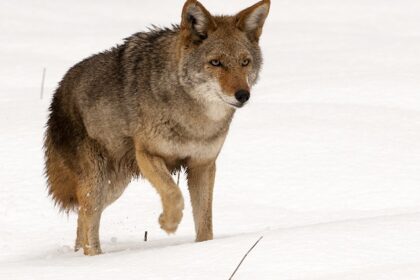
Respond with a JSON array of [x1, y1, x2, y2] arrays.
[[210, 59, 222, 67], [241, 59, 250, 67]]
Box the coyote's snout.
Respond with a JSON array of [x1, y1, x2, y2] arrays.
[[44, 0, 270, 256]]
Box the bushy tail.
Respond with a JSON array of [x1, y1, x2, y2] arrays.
[[44, 131, 79, 212], [44, 88, 84, 212]]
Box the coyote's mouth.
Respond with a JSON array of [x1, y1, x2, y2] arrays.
[[216, 92, 243, 109], [226, 102, 243, 108]]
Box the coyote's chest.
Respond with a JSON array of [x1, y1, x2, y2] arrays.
[[152, 134, 226, 162], [144, 104, 232, 163]]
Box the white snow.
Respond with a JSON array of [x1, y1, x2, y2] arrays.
[[1, 0, 420, 279]]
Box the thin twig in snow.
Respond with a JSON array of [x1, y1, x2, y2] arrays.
[[228, 236, 264, 280], [40, 67, 46, 99]]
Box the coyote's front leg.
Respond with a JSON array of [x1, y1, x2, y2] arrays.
[[187, 162, 216, 242], [135, 146, 184, 233]]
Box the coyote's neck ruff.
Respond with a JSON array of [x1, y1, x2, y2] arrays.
[[44, 0, 270, 256]]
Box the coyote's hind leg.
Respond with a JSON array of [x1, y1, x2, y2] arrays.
[[75, 179, 104, 256]]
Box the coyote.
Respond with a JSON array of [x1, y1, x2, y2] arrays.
[[44, 0, 270, 255]]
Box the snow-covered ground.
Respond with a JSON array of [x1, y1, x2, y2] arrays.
[[1, 0, 420, 279]]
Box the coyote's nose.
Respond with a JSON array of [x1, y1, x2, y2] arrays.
[[234, 90, 250, 104]]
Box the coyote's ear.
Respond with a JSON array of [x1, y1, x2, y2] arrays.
[[236, 0, 270, 43], [181, 0, 217, 45]]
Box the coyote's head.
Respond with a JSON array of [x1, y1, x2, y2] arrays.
[[177, 0, 270, 109]]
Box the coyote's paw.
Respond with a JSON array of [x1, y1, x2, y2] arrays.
[[83, 245, 102, 256], [159, 194, 184, 234], [159, 211, 183, 233]]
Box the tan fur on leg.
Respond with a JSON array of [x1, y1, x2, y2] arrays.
[[187, 162, 215, 242], [75, 181, 104, 256], [74, 215, 84, 252], [135, 145, 184, 233], [78, 209, 102, 256]]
